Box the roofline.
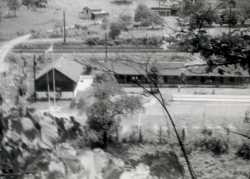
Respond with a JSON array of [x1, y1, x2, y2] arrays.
[[151, 7, 172, 10], [35, 68, 79, 83], [83, 7, 102, 11], [91, 12, 110, 15]]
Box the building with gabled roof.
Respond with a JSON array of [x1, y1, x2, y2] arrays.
[[79, 6, 109, 20], [35, 56, 84, 99]]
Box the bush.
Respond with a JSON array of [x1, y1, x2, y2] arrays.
[[70, 98, 77, 109], [50, 34, 63, 38], [201, 127, 213, 136], [236, 143, 250, 159], [193, 136, 229, 155], [109, 21, 123, 39], [84, 36, 100, 46], [101, 17, 109, 30]]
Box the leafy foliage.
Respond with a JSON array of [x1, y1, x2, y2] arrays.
[[118, 13, 133, 30], [174, 0, 250, 75], [81, 76, 144, 148], [7, 0, 21, 17], [130, 151, 185, 179], [193, 136, 229, 155], [134, 3, 164, 28], [109, 21, 123, 39], [236, 143, 250, 159]]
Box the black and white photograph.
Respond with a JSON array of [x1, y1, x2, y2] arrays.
[[1, 0, 250, 178]]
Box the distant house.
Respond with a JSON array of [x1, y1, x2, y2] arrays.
[[91, 11, 110, 20], [35, 56, 93, 99], [79, 6, 109, 20], [151, 6, 177, 16]]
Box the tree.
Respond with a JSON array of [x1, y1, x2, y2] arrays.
[[85, 74, 144, 148], [7, 0, 21, 17], [233, 0, 250, 24], [86, 55, 197, 179], [101, 17, 110, 30], [171, 0, 250, 76], [134, 3, 164, 28], [22, 0, 48, 7], [118, 13, 132, 30], [109, 21, 123, 39]]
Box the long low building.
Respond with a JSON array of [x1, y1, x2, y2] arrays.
[[97, 62, 249, 86]]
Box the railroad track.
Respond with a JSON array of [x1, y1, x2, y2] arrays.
[[12, 48, 182, 53]]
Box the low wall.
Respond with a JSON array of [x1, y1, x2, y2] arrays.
[[37, 91, 74, 100], [173, 94, 250, 102]]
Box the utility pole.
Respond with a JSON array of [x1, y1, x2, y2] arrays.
[[159, 0, 160, 15], [105, 32, 107, 62], [33, 54, 37, 102], [63, 11, 66, 44]]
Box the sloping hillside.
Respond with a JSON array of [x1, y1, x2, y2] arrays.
[[0, 0, 167, 40]]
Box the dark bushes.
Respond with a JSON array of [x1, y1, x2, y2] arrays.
[[236, 143, 250, 159]]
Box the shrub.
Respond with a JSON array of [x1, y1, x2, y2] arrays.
[[201, 127, 213, 136], [50, 34, 63, 38], [84, 37, 100, 46], [193, 136, 229, 155], [101, 17, 110, 30], [236, 143, 250, 159], [69, 98, 77, 109], [77, 97, 86, 109], [109, 21, 123, 39]]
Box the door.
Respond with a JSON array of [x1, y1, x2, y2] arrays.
[[220, 77, 224, 84], [201, 77, 205, 84]]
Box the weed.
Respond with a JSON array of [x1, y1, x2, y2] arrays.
[[193, 136, 229, 155], [236, 143, 250, 160], [201, 127, 213, 136]]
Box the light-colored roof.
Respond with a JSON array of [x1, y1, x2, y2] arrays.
[[83, 6, 102, 11], [36, 56, 83, 82], [95, 62, 250, 77], [91, 11, 109, 15]]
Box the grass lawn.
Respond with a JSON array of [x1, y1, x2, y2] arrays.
[[0, 0, 178, 41]]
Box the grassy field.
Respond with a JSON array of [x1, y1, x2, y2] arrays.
[[0, 0, 177, 40]]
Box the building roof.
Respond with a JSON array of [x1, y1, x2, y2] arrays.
[[91, 12, 109, 15], [36, 56, 83, 82], [95, 62, 249, 77], [83, 6, 102, 11], [151, 7, 172, 10]]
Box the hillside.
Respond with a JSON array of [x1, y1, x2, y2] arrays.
[[0, 0, 174, 40]]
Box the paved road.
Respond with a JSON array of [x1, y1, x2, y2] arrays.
[[0, 34, 31, 72]]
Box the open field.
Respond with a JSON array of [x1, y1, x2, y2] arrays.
[[0, 0, 178, 40]]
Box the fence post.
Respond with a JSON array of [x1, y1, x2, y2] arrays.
[[227, 127, 230, 143], [182, 127, 186, 143], [159, 126, 162, 144], [244, 111, 249, 123]]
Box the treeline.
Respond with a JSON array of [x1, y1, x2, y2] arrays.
[[21, 0, 48, 7]]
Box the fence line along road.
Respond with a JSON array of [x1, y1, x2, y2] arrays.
[[12, 48, 183, 53]]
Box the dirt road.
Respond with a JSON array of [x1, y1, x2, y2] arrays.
[[0, 34, 31, 72]]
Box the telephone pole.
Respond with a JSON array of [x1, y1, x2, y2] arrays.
[[33, 54, 37, 102], [63, 11, 66, 44], [105, 32, 107, 62]]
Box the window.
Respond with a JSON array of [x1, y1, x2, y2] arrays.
[[86, 9, 88, 14], [229, 77, 235, 82]]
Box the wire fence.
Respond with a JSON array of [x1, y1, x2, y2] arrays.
[[119, 104, 250, 141]]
